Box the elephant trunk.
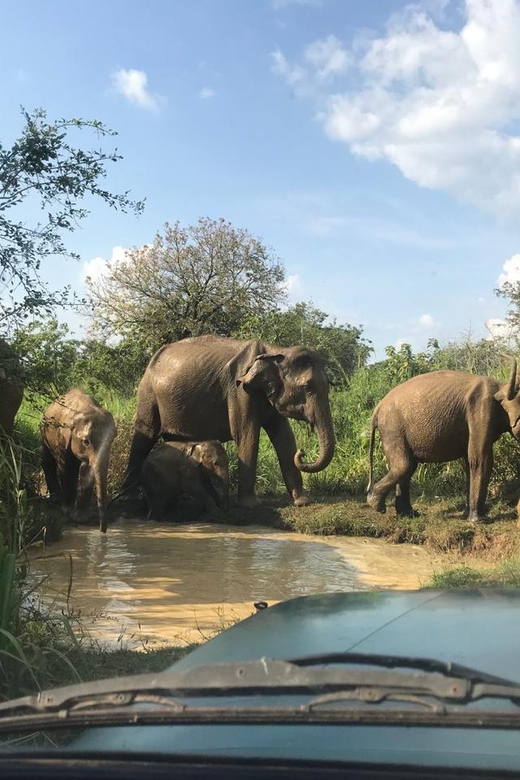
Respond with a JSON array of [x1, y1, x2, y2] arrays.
[[92, 447, 111, 533], [294, 397, 335, 473]]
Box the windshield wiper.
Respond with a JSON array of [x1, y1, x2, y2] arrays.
[[1, 652, 520, 734]]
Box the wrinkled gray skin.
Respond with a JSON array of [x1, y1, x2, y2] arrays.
[[0, 367, 23, 436], [121, 335, 335, 507], [41, 389, 117, 532], [142, 440, 229, 521], [367, 358, 520, 523]]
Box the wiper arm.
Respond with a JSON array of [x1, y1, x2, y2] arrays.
[[1, 652, 520, 734]]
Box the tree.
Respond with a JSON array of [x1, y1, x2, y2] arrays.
[[85, 217, 286, 349], [0, 108, 143, 331], [11, 318, 81, 396], [236, 302, 372, 384], [495, 281, 520, 345]]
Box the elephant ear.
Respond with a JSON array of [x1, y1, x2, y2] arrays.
[[236, 354, 285, 399]]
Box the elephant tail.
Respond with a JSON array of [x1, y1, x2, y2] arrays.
[[367, 409, 378, 495]]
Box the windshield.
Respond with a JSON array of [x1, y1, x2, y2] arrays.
[[2, 0, 520, 772]]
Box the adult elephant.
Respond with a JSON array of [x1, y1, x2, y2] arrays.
[[367, 357, 520, 523], [41, 389, 117, 532], [120, 335, 335, 507], [0, 339, 23, 436]]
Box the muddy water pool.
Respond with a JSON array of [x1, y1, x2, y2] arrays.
[[28, 520, 444, 648]]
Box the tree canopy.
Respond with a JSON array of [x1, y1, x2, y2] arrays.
[[85, 217, 286, 349], [236, 302, 371, 384], [0, 108, 143, 331]]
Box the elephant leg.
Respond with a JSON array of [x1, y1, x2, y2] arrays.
[[60, 452, 80, 517], [368, 445, 416, 515], [394, 469, 418, 517], [467, 440, 493, 523], [462, 455, 470, 514], [121, 397, 160, 493], [263, 415, 309, 506], [191, 481, 219, 513], [235, 423, 260, 507], [74, 462, 94, 522], [42, 444, 60, 503], [144, 489, 164, 521]]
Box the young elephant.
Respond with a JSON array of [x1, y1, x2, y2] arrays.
[[367, 357, 520, 523], [41, 389, 117, 532], [141, 440, 229, 521]]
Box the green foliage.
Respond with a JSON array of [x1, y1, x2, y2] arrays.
[[0, 533, 18, 651], [0, 108, 143, 331], [236, 302, 372, 384], [12, 318, 80, 397], [430, 558, 520, 589], [380, 342, 434, 384], [78, 338, 150, 398], [10, 320, 149, 400], [86, 217, 286, 349]]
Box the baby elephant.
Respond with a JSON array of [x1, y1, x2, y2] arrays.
[[41, 389, 117, 533], [141, 440, 229, 521]]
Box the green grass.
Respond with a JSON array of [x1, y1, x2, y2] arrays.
[[271, 496, 520, 556], [429, 557, 520, 589]]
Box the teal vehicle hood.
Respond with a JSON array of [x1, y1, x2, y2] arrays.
[[51, 590, 520, 769], [172, 588, 520, 676]]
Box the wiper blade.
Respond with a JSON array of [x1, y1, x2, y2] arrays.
[[288, 651, 516, 686], [1, 652, 520, 734]]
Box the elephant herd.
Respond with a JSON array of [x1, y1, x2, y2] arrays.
[[2, 334, 520, 532]]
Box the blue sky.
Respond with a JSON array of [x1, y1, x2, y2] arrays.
[[3, 0, 520, 358]]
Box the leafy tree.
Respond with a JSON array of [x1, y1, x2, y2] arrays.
[[11, 318, 80, 396], [12, 318, 150, 398], [495, 281, 520, 344], [85, 217, 286, 349], [77, 338, 150, 397], [0, 108, 143, 331], [236, 302, 372, 384]]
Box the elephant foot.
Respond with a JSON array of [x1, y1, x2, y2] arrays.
[[394, 496, 419, 518], [238, 495, 261, 509], [292, 491, 311, 507], [367, 491, 386, 514], [467, 512, 489, 524]]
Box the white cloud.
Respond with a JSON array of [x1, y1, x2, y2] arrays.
[[82, 246, 127, 284], [418, 313, 434, 327], [485, 317, 517, 341], [199, 87, 216, 99], [497, 252, 520, 287], [273, 0, 520, 215], [271, 37, 348, 94], [304, 35, 350, 78], [284, 273, 303, 297], [111, 68, 161, 111]]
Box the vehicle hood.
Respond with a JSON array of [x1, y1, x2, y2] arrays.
[[45, 589, 520, 769], [172, 588, 520, 678]]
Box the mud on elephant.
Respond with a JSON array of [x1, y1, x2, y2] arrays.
[[41, 389, 117, 532], [142, 440, 229, 521], [367, 357, 520, 523], [120, 335, 335, 507]]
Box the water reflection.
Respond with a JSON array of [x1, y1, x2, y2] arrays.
[[28, 520, 440, 648]]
